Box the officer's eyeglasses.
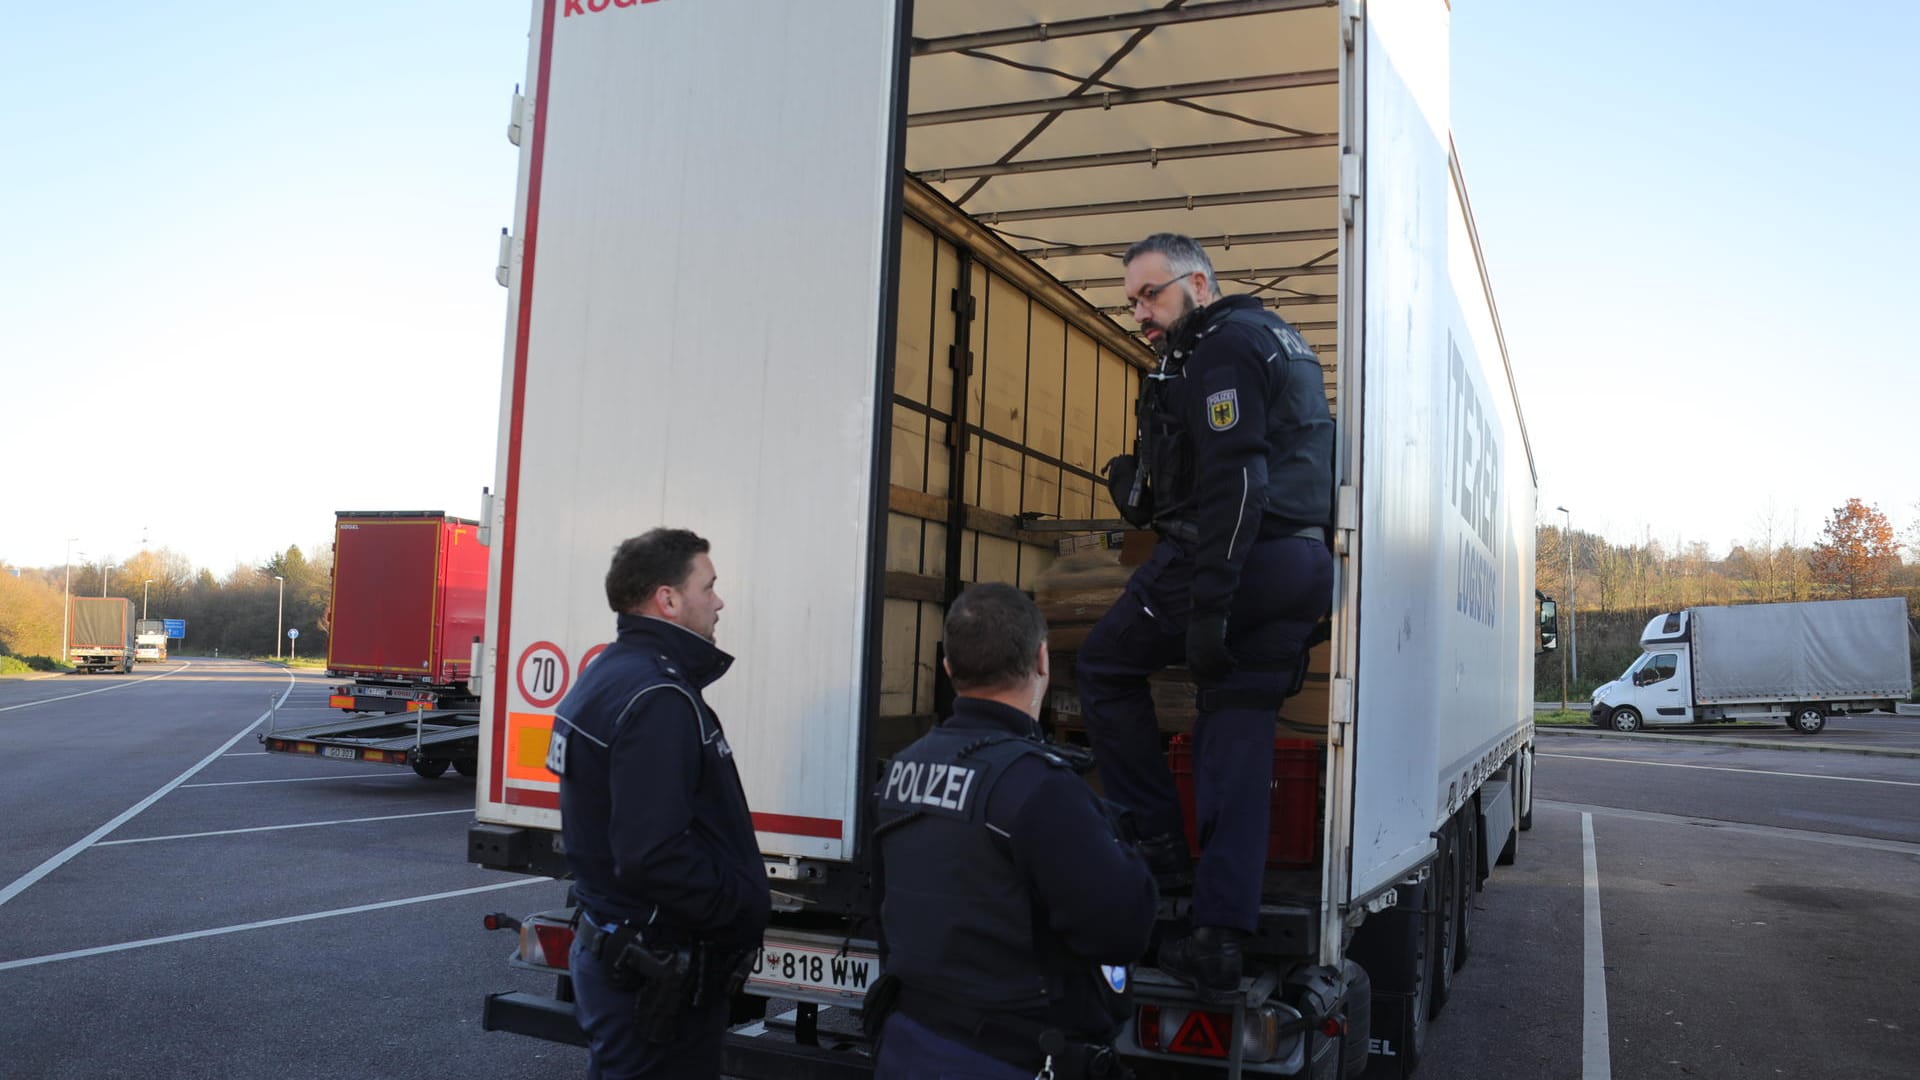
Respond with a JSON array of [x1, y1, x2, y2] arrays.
[[1129, 276, 1187, 313]]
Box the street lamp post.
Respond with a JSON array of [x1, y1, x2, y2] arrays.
[[102, 563, 116, 598], [143, 579, 153, 621], [60, 538, 79, 667], [1558, 505, 1577, 699], [274, 576, 285, 660]]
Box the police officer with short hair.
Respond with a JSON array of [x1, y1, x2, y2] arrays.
[[1081, 233, 1335, 997], [548, 528, 771, 1078], [872, 583, 1157, 1079]]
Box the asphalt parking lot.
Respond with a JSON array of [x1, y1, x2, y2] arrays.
[[0, 659, 584, 1079], [5, 662, 1915, 1078]]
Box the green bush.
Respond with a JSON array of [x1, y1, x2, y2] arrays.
[[0, 655, 68, 674]]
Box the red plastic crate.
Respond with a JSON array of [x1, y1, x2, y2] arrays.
[[1167, 733, 1320, 868]]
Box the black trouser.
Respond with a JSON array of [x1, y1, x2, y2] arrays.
[[1078, 534, 1332, 930]]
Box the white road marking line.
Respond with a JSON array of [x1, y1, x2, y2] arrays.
[[94, 809, 472, 846], [0, 662, 194, 712], [1538, 799, 1920, 857], [0, 669, 294, 910], [224, 752, 270, 757], [1582, 812, 1611, 1080], [0, 878, 552, 973], [1541, 752, 1920, 788], [179, 772, 414, 788]]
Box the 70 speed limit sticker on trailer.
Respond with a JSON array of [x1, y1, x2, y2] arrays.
[[516, 641, 571, 708]]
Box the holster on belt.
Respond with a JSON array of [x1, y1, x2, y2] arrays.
[[579, 917, 748, 1043]]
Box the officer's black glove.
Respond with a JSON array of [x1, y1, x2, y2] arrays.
[[1103, 454, 1154, 528], [1185, 610, 1235, 682]]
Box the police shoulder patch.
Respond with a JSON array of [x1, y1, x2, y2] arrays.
[[1205, 388, 1239, 431]]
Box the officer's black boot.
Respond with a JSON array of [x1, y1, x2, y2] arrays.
[[1137, 832, 1193, 893], [1158, 925, 1247, 1000]]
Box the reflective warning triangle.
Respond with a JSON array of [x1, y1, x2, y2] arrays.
[[1169, 1009, 1230, 1057]]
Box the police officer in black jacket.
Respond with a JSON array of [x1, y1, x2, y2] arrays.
[[872, 583, 1157, 1079], [1081, 233, 1335, 997], [548, 528, 771, 1078]]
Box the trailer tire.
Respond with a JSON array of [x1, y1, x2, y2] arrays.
[[1518, 748, 1535, 832], [1609, 706, 1643, 733], [412, 758, 451, 779], [1428, 823, 1459, 1018], [453, 759, 478, 778], [1790, 706, 1826, 734], [1454, 803, 1478, 972]]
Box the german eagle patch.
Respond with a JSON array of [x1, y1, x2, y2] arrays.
[[1206, 389, 1239, 431]]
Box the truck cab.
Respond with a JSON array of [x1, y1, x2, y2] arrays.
[[1592, 612, 1693, 731]]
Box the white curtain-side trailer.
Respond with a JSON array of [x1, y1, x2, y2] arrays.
[[467, 3, 1545, 1077]]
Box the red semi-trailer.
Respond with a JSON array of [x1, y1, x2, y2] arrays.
[[326, 511, 487, 713], [259, 511, 489, 779]]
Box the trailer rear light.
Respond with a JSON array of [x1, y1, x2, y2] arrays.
[[1136, 1005, 1163, 1051], [523, 923, 574, 970], [1135, 1003, 1294, 1064]]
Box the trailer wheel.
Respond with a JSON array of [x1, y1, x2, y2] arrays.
[[1454, 803, 1478, 971], [1518, 748, 1535, 831], [412, 758, 451, 779], [453, 759, 477, 778], [1428, 822, 1459, 1017], [1609, 706, 1643, 733], [1790, 706, 1826, 734]]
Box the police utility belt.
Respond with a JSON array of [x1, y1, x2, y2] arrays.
[[575, 913, 751, 1042], [895, 986, 1128, 1079], [1155, 517, 1325, 546]]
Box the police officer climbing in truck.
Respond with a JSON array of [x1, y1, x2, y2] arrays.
[[870, 583, 1157, 1078], [546, 528, 771, 1078], [1081, 233, 1336, 998]]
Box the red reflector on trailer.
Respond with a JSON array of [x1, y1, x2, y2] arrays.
[[1321, 1017, 1344, 1038], [1169, 1009, 1231, 1058], [531, 924, 574, 970]]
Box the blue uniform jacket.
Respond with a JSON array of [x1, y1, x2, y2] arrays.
[[1148, 294, 1335, 613], [877, 697, 1158, 1037], [550, 614, 770, 949]]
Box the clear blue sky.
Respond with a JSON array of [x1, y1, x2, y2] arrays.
[[2, 2, 1914, 574], [1452, 0, 1920, 555]]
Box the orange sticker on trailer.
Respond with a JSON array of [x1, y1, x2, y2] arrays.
[[506, 712, 559, 784]]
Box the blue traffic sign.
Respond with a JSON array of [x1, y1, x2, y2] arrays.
[[163, 618, 187, 639]]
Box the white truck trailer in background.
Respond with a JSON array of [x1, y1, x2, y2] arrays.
[[1591, 597, 1913, 734], [467, 2, 1549, 1076]]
